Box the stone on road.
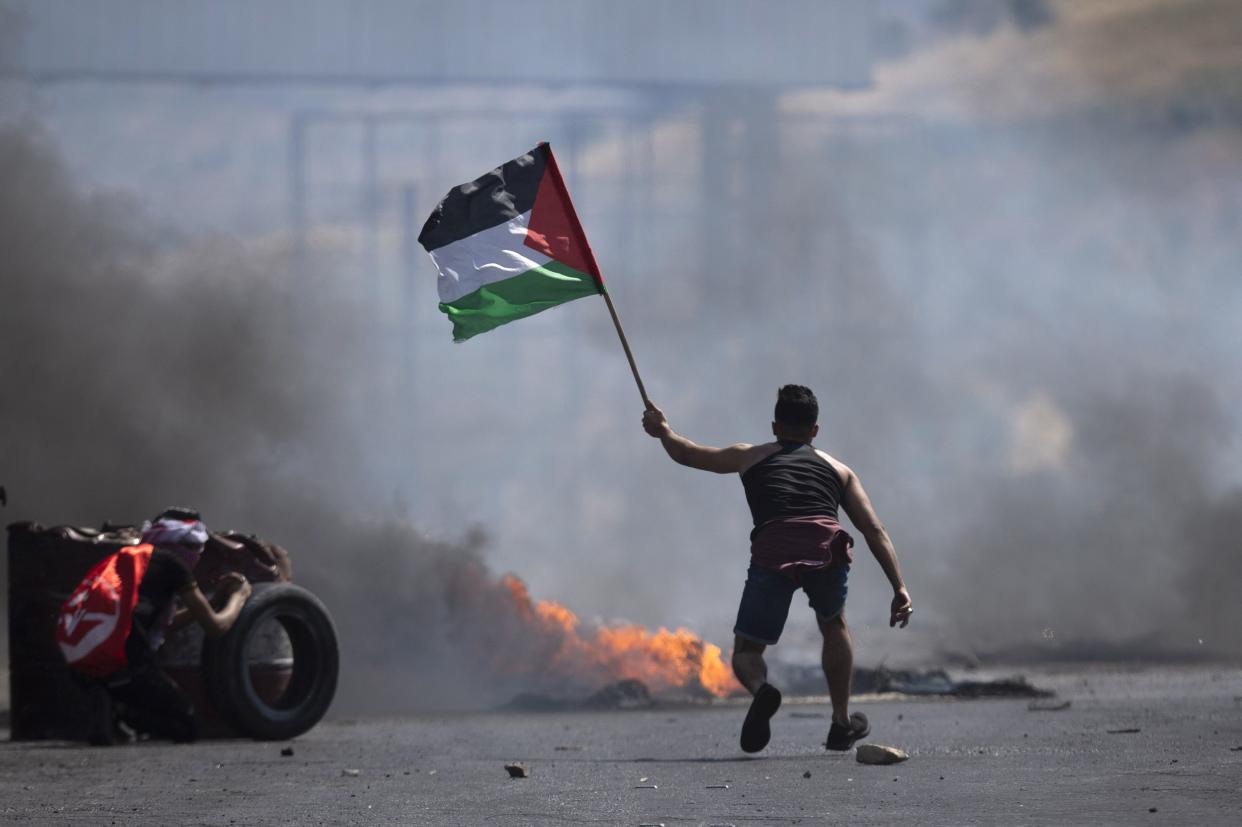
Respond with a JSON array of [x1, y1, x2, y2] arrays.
[[856, 743, 910, 765]]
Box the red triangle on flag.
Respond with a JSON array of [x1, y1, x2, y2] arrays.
[[523, 149, 603, 285]]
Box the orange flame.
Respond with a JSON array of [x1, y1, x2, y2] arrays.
[[498, 574, 743, 698]]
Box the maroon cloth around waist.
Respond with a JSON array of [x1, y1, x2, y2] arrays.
[[750, 516, 854, 576]]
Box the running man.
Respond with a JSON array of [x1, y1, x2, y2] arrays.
[[642, 385, 912, 752]]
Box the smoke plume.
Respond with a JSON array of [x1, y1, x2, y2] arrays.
[[777, 0, 1242, 659], [3, 0, 1240, 710], [0, 125, 741, 710]]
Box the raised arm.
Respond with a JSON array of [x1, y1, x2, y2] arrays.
[[642, 403, 753, 474], [838, 465, 913, 628]]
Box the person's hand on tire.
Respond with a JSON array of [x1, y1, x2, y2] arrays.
[[216, 572, 252, 601]]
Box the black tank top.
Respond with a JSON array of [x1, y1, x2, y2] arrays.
[[741, 441, 844, 539]]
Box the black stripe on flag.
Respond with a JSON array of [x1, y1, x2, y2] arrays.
[[418, 143, 549, 252]]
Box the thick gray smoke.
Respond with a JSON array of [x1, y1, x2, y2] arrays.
[[942, 361, 1242, 658], [789, 0, 1242, 659], [599, 0, 1242, 662], [3, 0, 1239, 712], [0, 126, 709, 711]]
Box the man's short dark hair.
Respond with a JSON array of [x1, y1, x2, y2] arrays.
[[774, 385, 818, 429]]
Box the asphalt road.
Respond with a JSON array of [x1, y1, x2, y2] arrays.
[[2, 665, 1240, 826]]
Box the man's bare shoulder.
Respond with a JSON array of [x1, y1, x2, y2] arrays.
[[737, 441, 782, 475], [813, 447, 854, 484]]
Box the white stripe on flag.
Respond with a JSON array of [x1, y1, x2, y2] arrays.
[[429, 210, 552, 304]]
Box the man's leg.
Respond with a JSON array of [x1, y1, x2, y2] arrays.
[[805, 564, 868, 749], [732, 563, 795, 691], [72, 672, 120, 746], [817, 612, 853, 725], [732, 564, 794, 752], [111, 665, 198, 743], [731, 635, 769, 695], [818, 609, 871, 750], [734, 635, 782, 753]]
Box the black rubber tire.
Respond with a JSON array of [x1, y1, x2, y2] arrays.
[[202, 582, 338, 740]]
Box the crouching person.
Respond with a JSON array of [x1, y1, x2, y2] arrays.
[[57, 508, 251, 744]]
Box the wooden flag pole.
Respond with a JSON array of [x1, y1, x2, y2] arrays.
[[540, 142, 652, 409], [600, 289, 651, 409]]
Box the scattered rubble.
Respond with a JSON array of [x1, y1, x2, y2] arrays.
[[505, 678, 655, 711], [504, 763, 530, 779], [856, 744, 910, 765], [584, 679, 653, 709], [951, 676, 1054, 699], [1028, 699, 1072, 711], [341, 769, 360, 777], [852, 668, 954, 695], [505, 667, 1056, 712], [779, 665, 1054, 699]]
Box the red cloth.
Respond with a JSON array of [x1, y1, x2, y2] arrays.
[[750, 516, 854, 576], [56, 544, 154, 676]]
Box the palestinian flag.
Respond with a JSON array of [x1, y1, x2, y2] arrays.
[[418, 143, 604, 342]]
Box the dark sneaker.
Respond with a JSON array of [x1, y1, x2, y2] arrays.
[[825, 712, 870, 751], [740, 683, 782, 753]]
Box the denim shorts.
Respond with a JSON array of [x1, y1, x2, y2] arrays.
[[733, 561, 850, 646]]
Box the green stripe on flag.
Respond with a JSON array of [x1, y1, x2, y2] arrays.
[[439, 259, 601, 342]]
